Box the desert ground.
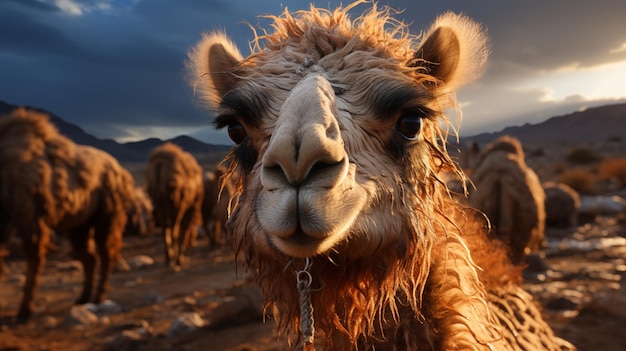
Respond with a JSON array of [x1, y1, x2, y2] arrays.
[[1, 141, 626, 351]]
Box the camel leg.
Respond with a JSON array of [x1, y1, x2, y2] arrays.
[[69, 225, 97, 305], [17, 219, 51, 322], [164, 226, 174, 267], [177, 209, 197, 266], [93, 218, 123, 303], [214, 220, 223, 247], [171, 224, 181, 267]]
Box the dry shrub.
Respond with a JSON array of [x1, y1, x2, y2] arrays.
[[566, 147, 602, 165], [558, 169, 597, 194], [599, 157, 626, 187]]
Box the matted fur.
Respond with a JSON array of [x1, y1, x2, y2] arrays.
[[543, 181, 580, 228], [202, 164, 235, 248], [188, 2, 574, 350], [145, 142, 203, 268], [469, 135, 546, 264], [0, 108, 134, 321]]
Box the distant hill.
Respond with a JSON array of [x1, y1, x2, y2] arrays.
[[464, 103, 626, 145], [0, 100, 231, 163]]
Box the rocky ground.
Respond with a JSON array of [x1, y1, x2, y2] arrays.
[[1, 214, 625, 351]]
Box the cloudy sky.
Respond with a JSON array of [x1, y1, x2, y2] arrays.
[[1, 0, 625, 145]]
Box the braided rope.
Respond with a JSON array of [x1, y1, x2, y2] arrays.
[[296, 258, 315, 349]]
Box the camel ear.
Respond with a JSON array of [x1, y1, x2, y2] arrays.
[[187, 32, 244, 108], [413, 12, 488, 91]]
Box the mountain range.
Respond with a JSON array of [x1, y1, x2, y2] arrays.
[[464, 103, 626, 145], [1, 100, 625, 162], [0, 100, 231, 163]]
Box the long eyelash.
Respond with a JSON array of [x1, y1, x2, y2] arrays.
[[400, 106, 437, 121], [214, 114, 237, 129]]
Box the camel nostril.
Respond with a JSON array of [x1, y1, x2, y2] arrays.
[[310, 159, 343, 172], [261, 164, 291, 189]]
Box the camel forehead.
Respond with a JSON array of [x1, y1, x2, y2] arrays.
[[280, 74, 335, 115]]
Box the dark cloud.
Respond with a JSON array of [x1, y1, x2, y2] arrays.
[[1, 0, 625, 145], [3, 0, 60, 12], [0, 8, 91, 61]]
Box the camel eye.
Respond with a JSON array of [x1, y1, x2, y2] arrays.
[[227, 123, 247, 145], [396, 116, 422, 141]]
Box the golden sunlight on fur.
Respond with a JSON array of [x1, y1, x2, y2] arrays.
[[145, 142, 203, 269], [187, 2, 576, 350], [0, 108, 134, 322], [469, 135, 547, 264]]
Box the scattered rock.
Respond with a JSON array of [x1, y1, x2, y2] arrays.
[[107, 319, 152, 333], [167, 312, 206, 337], [63, 305, 99, 327], [126, 255, 155, 270], [115, 256, 131, 272], [56, 260, 82, 272], [141, 291, 164, 306], [84, 299, 123, 315]]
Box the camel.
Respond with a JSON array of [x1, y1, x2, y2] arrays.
[[145, 142, 203, 268], [469, 135, 546, 264], [125, 186, 156, 236], [187, 2, 575, 350], [0, 108, 134, 322], [202, 164, 235, 249], [544, 181, 580, 228]]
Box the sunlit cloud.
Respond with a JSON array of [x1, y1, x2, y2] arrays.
[[54, 0, 82, 15], [610, 43, 626, 54], [515, 60, 626, 103], [43, 0, 136, 16]]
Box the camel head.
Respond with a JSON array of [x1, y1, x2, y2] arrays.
[[188, 3, 488, 261]]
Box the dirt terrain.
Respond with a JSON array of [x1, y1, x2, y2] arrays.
[[1, 211, 625, 351]]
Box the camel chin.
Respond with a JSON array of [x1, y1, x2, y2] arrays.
[[257, 178, 368, 258]]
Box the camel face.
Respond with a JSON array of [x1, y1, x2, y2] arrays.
[[188, 6, 488, 259]]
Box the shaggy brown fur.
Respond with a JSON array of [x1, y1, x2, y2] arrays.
[[469, 135, 547, 264], [0, 108, 134, 322], [145, 142, 203, 268], [125, 186, 156, 236], [202, 165, 235, 248], [544, 181, 580, 228], [188, 2, 574, 350]]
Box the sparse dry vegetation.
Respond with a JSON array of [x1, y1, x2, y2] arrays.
[[558, 169, 597, 194], [566, 147, 602, 165], [599, 157, 626, 187]]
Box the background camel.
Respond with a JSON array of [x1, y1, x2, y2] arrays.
[[544, 181, 580, 228], [188, 2, 574, 350], [145, 142, 203, 268], [0, 108, 134, 322], [468, 135, 547, 264], [202, 164, 235, 249], [125, 186, 156, 236]]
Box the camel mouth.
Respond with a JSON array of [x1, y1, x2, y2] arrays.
[[271, 231, 330, 258], [284, 230, 322, 245]]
